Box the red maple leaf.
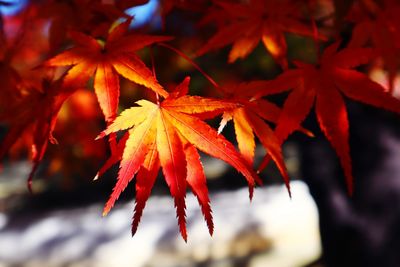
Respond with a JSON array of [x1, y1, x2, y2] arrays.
[[0, 79, 76, 191], [197, 0, 320, 68], [96, 77, 261, 241], [46, 89, 108, 178], [348, 0, 400, 93], [255, 42, 400, 194], [37, 0, 150, 51]]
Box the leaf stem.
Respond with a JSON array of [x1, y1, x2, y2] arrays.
[[157, 42, 221, 90], [150, 46, 160, 104], [306, 1, 321, 64]]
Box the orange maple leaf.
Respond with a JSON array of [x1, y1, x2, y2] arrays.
[[46, 18, 172, 122], [197, 0, 320, 67], [217, 82, 313, 195], [96, 77, 261, 241], [255, 42, 400, 194]]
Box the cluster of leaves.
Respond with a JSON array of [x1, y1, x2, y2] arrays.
[[1, 0, 400, 241]]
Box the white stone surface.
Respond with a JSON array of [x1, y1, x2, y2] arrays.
[[0, 181, 321, 267]]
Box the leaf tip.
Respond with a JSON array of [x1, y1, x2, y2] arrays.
[[248, 185, 254, 201], [95, 132, 106, 140], [209, 226, 214, 236], [131, 226, 138, 237], [102, 203, 112, 217], [300, 128, 315, 138], [347, 181, 354, 197], [182, 234, 188, 243], [287, 184, 292, 199]]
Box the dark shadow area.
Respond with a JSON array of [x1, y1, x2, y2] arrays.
[[298, 100, 400, 267]]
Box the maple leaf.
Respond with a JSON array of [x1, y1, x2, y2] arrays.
[[217, 82, 313, 195], [46, 18, 172, 122], [0, 79, 75, 191], [46, 89, 108, 178], [254, 42, 400, 194], [348, 0, 400, 93], [196, 0, 320, 68], [96, 77, 261, 240], [37, 0, 149, 51]]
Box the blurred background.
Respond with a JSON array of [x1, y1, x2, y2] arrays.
[[1, 0, 400, 266]]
